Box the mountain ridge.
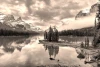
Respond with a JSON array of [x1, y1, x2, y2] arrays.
[[0, 13, 42, 32], [75, 3, 98, 19]]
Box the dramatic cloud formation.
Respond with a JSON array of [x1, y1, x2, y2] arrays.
[[0, 0, 98, 30]]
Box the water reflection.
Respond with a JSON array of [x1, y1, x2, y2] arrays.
[[76, 48, 100, 67], [0, 36, 93, 67], [0, 36, 29, 53], [43, 44, 59, 60], [60, 36, 93, 44]]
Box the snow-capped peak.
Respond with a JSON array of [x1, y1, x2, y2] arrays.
[[16, 17, 22, 21], [0, 12, 6, 23], [82, 9, 90, 14]]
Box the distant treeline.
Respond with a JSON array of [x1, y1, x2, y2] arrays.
[[59, 27, 94, 36], [0, 29, 39, 36]]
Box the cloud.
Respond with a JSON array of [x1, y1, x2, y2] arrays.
[[34, 9, 58, 21], [39, 0, 51, 5], [25, 0, 34, 14], [0, 0, 98, 30], [32, 0, 85, 21], [58, 14, 95, 31], [0, 0, 97, 19]]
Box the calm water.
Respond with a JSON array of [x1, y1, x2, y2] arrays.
[[60, 36, 93, 43], [0, 36, 94, 67]]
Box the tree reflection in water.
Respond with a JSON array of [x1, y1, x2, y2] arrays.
[[43, 44, 59, 60]]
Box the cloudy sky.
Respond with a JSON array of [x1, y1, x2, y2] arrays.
[[0, 0, 98, 30]]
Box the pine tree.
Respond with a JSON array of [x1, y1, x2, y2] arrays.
[[93, 1, 100, 47]]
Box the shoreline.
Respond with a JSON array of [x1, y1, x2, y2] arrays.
[[39, 40, 100, 67]]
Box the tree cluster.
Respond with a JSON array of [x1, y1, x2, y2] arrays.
[[59, 27, 94, 36], [0, 29, 39, 36]]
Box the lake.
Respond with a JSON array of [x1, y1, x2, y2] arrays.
[[0, 36, 94, 67]]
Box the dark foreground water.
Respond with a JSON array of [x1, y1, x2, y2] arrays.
[[0, 36, 93, 67]]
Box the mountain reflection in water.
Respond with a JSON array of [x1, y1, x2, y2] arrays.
[[0, 36, 92, 67], [0, 36, 30, 53]]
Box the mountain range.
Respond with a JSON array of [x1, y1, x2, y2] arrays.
[[75, 3, 98, 19], [0, 13, 42, 33]]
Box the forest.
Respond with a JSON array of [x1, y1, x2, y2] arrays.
[[59, 27, 94, 36], [0, 29, 39, 36]]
